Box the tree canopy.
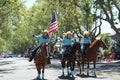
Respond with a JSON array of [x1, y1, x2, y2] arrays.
[[0, 0, 120, 54]]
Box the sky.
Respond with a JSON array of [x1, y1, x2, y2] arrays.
[[100, 18, 120, 35], [24, 0, 118, 35], [100, 21, 115, 34], [24, 0, 35, 9]]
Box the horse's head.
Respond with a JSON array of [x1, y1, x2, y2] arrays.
[[97, 39, 107, 50], [41, 43, 50, 56], [71, 42, 81, 53], [73, 42, 81, 50]]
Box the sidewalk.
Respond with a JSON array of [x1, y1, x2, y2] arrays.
[[102, 60, 120, 63]]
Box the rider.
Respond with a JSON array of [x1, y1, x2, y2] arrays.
[[61, 31, 75, 55], [81, 31, 91, 56], [29, 30, 50, 62]]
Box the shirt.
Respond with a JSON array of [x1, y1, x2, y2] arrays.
[[81, 36, 91, 44], [62, 37, 75, 46], [34, 35, 50, 45]]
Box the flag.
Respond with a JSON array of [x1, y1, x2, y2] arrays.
[[49, 13, 58, 38]]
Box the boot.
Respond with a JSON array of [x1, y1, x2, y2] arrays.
[[29, 52, 36, 62], [47, 57, 51, 64]]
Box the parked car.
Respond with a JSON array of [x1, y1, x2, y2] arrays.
[[2, 54, 9, 58], [0, 54, 3, 58], [8, 53, 15, 58], [2, 53, 16, 58], [24, 53, 30, 58]]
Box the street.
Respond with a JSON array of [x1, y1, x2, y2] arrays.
[[0, 58, 120, 80]]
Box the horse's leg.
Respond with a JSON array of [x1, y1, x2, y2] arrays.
[[67, 61, 70, 76], [77, 60, 81, 74], [70, 61, 75, 77], [37, 70, 41, 80], [93, 61, 97, 77], [42, 66, 45, 80], [82, 60, 85, 75], [41, 59, 48, 80], [61, 59, 65, 76], [36, 64, 41, 80], [87, 61, 89, 76]]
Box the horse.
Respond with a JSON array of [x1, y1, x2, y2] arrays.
[[61, 42, 81, 77], [34, 43, 50, 80], [79, 39, 107, 77]]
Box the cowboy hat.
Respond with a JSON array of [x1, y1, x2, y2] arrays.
[[42, 30, 48, 33], [83, 31, 90, 36], [63, 33, 67, 36], [66, 31, 72, 35]]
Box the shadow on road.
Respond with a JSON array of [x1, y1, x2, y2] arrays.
[[98, 62, 120, 73], [76, 73, 97, 78], [0, 60, 15, 76], [0, 61, 13, 65], [32, 78, 48, 80], [58, 75, 75, 80], [0, 68, 15, 75], [76, 73, 109, 80]]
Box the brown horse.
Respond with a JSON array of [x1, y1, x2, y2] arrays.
[[61, 42, 81, 77], [79, 39, 107, 77], [34, 43, 50, 80]]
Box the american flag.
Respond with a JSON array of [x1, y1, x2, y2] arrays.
[[49, 13, 58, 38]]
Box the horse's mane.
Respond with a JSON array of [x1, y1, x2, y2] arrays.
[[70, 42, 80, 54], [89, 39, 99, 48]]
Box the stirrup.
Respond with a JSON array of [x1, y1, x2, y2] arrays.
[[29, 55, 34, 62], [47, 59, 51, 64], [29, 56, 33, 62]]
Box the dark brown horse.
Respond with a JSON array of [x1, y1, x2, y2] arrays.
[[80, 39, 107, 77], [34, 43, 50, 80], [61, 42, 81, 77]]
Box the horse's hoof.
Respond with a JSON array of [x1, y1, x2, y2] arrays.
[[72, 75, 74, 78], [36, 77, 41, 80], [82, 73, 85, 76], [62, 74, 64, 77], [62, 72, 64, 76], [32, 78, 36, 80], [67, 73, 71, 76], [94, 75, 97, 78], [87, 73, 89, 76], [80, 72, 81, 75]]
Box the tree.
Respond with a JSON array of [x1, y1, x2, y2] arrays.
[[0, 0, 26, 52], [1, 0, 120, 54], [101, 33, 110, 46], [35, 0, 102, 39], [96, 0, 120, 38]]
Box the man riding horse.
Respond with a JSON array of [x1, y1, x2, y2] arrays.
[[81, 31, 91, 56], [61, 31, 75, 58], [29, 30, 51, 63]]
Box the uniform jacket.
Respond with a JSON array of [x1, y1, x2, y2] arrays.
[[34, 35, 50, 45], [81, 36, 91, 44], [62, 37, 75, 46]]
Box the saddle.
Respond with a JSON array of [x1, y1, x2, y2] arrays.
[[62, 46, 71, 59], [82, 47, 89, 57]]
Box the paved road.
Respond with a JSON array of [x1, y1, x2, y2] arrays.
[[0, 58, 120, 80]]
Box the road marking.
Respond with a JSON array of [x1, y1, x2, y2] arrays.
[[75, 67, 120, 78]]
